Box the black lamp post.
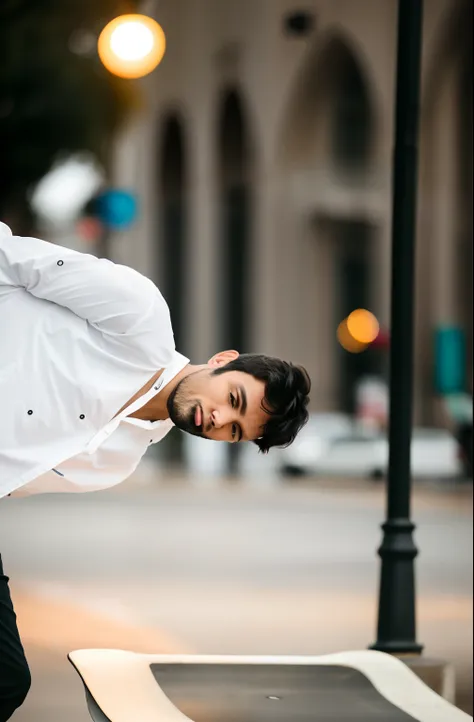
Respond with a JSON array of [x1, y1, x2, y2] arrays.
[[370, 0, 424, 655]]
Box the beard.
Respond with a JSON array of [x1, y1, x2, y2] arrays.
[[166, 369, 207, 437]]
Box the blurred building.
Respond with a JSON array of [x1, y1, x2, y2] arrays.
[[108, 0, 472, 427]]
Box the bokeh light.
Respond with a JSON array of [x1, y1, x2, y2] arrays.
[[76, 216, 104, 243], [346, 309, 380, 344], [31, 155, 104, 226], [98, 14, 166, 79], [337, 319, 368, 353], [337, 309, 380, 353]]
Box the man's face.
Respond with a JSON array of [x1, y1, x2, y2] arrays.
[[167, 366, 270, 443]]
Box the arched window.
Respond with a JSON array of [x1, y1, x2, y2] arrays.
[[217, 89, 253, 354], [159, 114, 186, 353], [331, 50, 373, 171]]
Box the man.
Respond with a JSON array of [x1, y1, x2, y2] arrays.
[[0, 221, 310, 719]]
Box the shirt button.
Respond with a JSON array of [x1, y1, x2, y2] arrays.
[[27, 409, 33, 415], [79, 414, 85, 420], [57, 260, 64, 266]]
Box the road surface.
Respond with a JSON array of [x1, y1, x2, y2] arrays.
[[0, 476, 472, 721]]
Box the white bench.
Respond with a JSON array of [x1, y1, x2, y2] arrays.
[[68, 649, 472, 722]]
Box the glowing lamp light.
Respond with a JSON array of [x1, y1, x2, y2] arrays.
[[98, 14, 166, 78], [337, 309, 380, 354]]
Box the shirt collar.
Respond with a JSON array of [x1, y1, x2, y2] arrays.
[[122, 351, 189, 429]]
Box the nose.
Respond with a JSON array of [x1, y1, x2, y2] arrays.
[[210, 408, 232, 429]]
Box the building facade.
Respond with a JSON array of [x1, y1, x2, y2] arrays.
[[109, 0, 472, 432]]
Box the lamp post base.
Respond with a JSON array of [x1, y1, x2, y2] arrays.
[[370, 640, 423, 655], [371, 518, 423, 655]]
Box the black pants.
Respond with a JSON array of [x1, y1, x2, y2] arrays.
[[0, 555, 31, 721]]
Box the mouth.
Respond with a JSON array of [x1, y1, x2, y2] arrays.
[[194, 404, 203, 433]]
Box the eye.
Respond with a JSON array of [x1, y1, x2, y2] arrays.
[[231, 423, 238, 441], [229, 392, 237, 408]]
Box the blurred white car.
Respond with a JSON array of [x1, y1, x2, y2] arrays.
[[238, 413, 353, 481], [279, 416, 463, 480]]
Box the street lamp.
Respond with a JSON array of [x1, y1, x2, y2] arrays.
[[98, 14, 166, 78], [370, 0, 424, 655]]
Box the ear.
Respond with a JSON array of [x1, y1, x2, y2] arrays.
[[207, 349, 239, 369]]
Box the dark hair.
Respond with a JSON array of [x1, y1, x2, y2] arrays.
[[212, 353, 311, 453]]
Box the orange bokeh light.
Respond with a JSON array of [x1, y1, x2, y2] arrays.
[[337, 319, 368, 354], [346, 309, 380, 344], [98, 14, 166, 79]]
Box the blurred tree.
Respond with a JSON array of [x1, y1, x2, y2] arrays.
[[0, 0, 141, 232]]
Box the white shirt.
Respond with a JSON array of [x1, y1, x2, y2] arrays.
[[10, 351, 189, 497], [0, 222, 187, 499]]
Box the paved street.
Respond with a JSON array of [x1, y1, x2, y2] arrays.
[[0, 477, 472, 721]]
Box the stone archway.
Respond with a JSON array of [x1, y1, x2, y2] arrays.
[[159, 113, 187, 354], [278, 32, 377, 178], [217, 87, 254, 354], [276, 33, 380, 414]]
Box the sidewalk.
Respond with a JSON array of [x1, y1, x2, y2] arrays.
[[12, 588, 192, 722], [121, 460, 473, 511], [4, 469, 471, 721]]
